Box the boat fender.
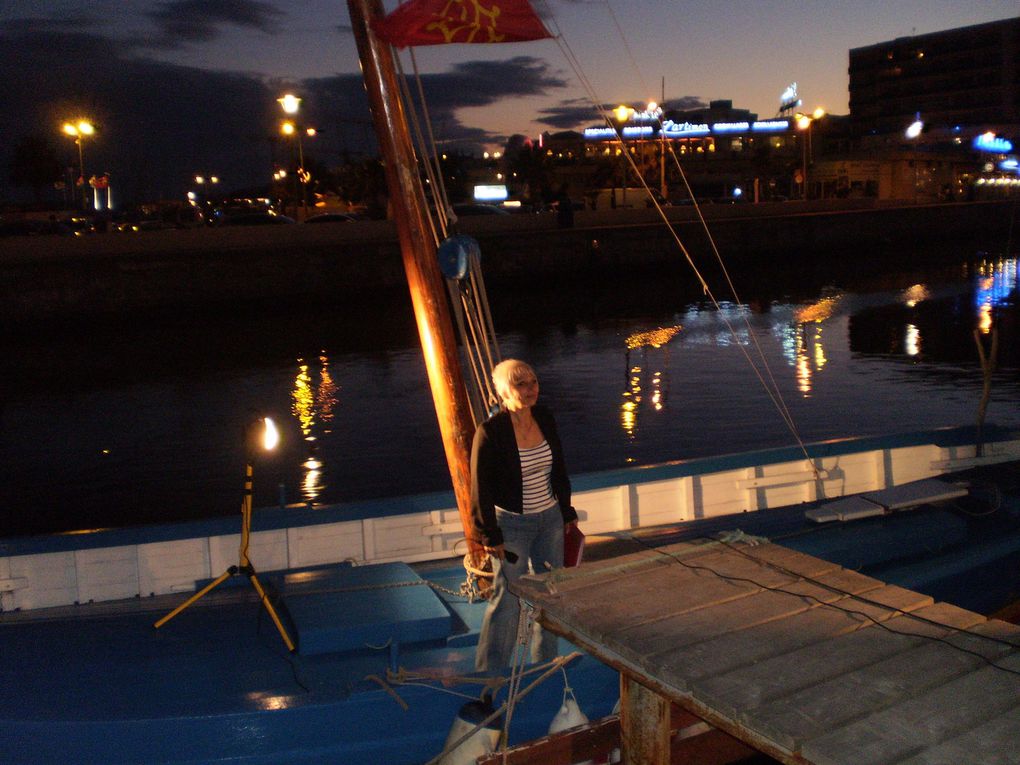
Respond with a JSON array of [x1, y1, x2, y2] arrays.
[[437, 234, 481, 281], [436, 697, 500, 765], [549, 685, 592, 764], [549, 685, 589, 734]]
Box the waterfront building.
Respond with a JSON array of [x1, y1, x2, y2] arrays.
[[833, 18, 1020, 202], [577, 99, 805, 203], [849, 17, 1020, 139], [571, 13, 1020, 206]]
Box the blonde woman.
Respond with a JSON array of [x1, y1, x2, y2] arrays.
[[470, 359, 578, 671]]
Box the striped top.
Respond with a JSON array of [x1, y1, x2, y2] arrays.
[[519, 440, 557, 513]]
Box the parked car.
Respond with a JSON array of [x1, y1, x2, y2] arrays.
[[0, 218, 73, 237], [451, 203, 509, 216], [220, 212, 296, 226], [303, 212, 356, 223]]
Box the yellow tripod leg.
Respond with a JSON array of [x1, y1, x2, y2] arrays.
[[154, 567, 235, 629], [249, 572, 296, 652]]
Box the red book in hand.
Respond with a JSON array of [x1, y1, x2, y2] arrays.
[[564, 524, 585, 568]]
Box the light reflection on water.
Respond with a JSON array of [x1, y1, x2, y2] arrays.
[[290, 354, 339, 502], [0, 254, 1017, 537]]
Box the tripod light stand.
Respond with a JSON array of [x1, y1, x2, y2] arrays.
[[154, 416, 295, 652]]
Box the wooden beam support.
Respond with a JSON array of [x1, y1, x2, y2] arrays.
[[621, 673, 670, 765]]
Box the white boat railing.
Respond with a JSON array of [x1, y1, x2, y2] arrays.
[[2, 428, 1018, 612]]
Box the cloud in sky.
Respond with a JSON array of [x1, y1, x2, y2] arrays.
[[0, 11, 579, 202], [146, 0, 283, 47], [304, 56, 568, 152]]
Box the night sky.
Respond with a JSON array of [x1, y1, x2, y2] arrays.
[[0, 0, 1016, 202]]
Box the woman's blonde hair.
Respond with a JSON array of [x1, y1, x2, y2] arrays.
[[491, 359, 535, 403]]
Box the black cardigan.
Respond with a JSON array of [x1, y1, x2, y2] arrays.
[[469, 403, 577, 547]]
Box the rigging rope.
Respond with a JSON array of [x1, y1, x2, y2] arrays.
[[539, 0, 816, 468], [392, 50, 445, 246], [393, 46, 503, 427]]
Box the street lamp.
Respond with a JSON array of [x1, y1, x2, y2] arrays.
[[795, 107, 825, 199], [278, 94, 315, 219], [62, 119, 94, 210], [648, 100, 667, 200]]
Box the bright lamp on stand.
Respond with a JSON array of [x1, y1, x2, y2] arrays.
[[154, 416, 295, 652]]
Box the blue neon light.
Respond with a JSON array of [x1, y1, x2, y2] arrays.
[[661, 121, 710, 137], [973, 133, 1013, 152], [974, 258, 1018, 312], [713, 122, 750, 133], [622, 126, 654, 138], [752, 120, 789, 132]]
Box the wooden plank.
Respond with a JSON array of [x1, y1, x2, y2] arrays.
[[528, 540, 838, 600], [661, 545, 841, 588], [861, 478, 967, 510], [526, 542, 709, 595], [893, 706, 1020, 765], [733, 543, 847, 579], [618, 577, 852, 656], [648, 567, 886, 680], [722, 604, 993, 750], [694, 600, 980, 715], [551, 542, 845, 641], [633, 583, 927, 701], [801, 638, 1020, 765], [563, 546, 835, 635], [560, 561, 760, 628]]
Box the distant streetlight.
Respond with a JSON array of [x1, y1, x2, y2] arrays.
[[277, 94, 314, 219], [62, 119, 94, 210], [277, 93, 301, 115], [795, 107, 825, 199], [650, 99, 666, 200]]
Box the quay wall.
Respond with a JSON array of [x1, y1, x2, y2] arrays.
[[1, 199, 1014, 324]]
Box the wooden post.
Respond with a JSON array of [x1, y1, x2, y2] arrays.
[[620, 673, 670, 764], [347, 0, 481, 558]]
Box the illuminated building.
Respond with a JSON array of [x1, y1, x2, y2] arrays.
[[578, 99, 810, 202], [849, 18, 1020, 138]]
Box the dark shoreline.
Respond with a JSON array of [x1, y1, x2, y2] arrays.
[[1, 198, 1015, 326]]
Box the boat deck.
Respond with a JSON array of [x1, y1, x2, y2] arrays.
[[0, 560, 617, 764], [516, 540, 1020, 764]]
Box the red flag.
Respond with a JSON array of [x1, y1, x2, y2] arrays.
[[372, 0, 552, 48]]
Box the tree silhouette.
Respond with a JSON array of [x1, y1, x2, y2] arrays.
[[9, 136, 64, 204]]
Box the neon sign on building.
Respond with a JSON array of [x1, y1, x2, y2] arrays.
[[660, 121, 710, 137], [973, 132, 1013, 153], [622, 126, 654, 138], [584, 118, 791, 141]]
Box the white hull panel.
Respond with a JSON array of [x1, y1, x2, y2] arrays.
[[3, 434, 1018, 611]]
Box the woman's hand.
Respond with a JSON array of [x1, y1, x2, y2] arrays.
[[483, 543, 506, 560]]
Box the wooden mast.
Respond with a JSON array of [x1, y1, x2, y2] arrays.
[[347, 0, 481, 558]]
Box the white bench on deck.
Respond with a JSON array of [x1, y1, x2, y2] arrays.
[[805, 478, 969, 523]]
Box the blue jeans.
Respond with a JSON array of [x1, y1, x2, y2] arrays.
[[475, 504, 565, 672]]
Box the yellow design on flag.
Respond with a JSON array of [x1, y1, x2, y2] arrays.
[[372, 0, 552, 48], [427, 0, 505, 44]]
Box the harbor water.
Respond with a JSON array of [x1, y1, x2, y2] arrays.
[[1, 245, 1017, 537]]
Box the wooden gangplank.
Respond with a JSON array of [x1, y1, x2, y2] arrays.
[[513, 540, 1020, 765]]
